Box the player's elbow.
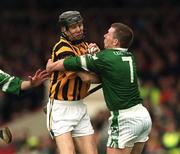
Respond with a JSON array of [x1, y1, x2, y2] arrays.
[[77, 72, 101, 84], [80, 76, 91, 83], [81, 76, 101, 84]]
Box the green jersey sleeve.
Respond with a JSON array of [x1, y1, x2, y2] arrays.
[[64, 52, 104, 74], [0, 70, 23, 95]]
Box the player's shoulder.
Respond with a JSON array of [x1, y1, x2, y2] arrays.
[[53, 38, 74, 54], [81, 41, 88, 49], [96, 49, 113, 57], [82, 41, 88, 47], [91, 50, 110, 62]]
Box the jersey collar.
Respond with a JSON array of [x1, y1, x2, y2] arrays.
[[112, 48, 128, 52]]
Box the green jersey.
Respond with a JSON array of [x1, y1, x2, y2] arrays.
[[64, 48, 142, 111], [0, 70, 22, 95]]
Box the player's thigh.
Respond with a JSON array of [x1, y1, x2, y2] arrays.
[[107, 147, 132, 154], [130, 142, 145, 154], [55, 132, 76, 154], [74, 134, 98, 154]]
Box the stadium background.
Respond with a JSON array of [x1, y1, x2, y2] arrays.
[[0, 0, 180, 153]]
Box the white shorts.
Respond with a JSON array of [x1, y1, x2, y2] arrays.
[[107, 104, 152, 148], [47, 99, 94, 138]]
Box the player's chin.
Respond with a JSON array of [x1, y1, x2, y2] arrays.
[[75, 34, 83, 40]]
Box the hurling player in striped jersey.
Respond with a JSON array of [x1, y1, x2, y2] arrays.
[[46, 22, 152, 154]]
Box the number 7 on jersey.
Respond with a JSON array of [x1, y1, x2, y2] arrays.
[[122, 56, 134, 83]]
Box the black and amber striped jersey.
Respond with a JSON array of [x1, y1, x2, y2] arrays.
[[49, 36, 90, 101]]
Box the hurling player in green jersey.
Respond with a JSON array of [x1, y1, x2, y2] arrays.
[[0, 69, 49, 144], [46, 22, 152, 154]]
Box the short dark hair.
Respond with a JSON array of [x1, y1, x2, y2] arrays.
[[111, 23, 134, 48]]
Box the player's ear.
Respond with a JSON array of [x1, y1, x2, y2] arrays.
[[61, 27, 67, 33], [113, 38, 119, 46]]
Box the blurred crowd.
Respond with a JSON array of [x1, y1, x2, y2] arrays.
[[0, 0, 180, 153]]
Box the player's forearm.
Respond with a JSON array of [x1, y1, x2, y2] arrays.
[[77, 72, 101, 84], [88, 73, 101, 83], [90, 75, 101, 84], [21, 69, 49, 90], [46, 59, 65, 73], [20, 80, 32, 90]]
